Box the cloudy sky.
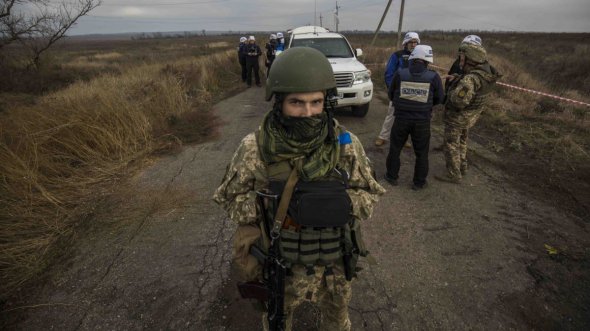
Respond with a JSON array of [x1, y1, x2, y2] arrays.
[[69, 0, 590, 35]]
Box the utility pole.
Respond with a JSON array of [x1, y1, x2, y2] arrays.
[[335, 1, 341, 32], [396, 0, 406, 49], [314, 0, 317, 26], [320, 13, 323, 27], [370, 0, 394, 48]]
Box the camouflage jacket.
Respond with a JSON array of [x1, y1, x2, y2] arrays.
[[444, 62, 501, 126], [213, 125, 386, 225]]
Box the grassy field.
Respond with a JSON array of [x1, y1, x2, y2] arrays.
[[0, 35, 246, 296], [0, 31, 589, 298]]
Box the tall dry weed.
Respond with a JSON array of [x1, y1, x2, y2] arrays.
[[0, 48, 240, 296]]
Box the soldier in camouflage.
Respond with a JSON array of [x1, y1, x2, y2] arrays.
[[436, 43, 501, 183], [213, 47, 385, 331]]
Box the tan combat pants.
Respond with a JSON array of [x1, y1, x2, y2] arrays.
[[443, 108, 483, 179], [262, 264, 352, 331]]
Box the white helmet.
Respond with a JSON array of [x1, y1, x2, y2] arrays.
[[409, 45, 433, 63], [270, 33, 277, 40], [239, 36, 247, 43], [402, 32, 420, 46], [462, 35, 482, 46], [248, 35, 255, 41], [276, 32, 284, 38]]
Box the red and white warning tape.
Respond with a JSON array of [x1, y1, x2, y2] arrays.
[[494, 82, 590, 108], [427, 63, 590, 108]]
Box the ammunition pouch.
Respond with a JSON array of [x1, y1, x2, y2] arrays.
[[269, 180, 352, 228]]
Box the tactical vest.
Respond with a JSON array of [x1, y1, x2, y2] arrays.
[[464, 74, 494, 111], [262, 133, 358, 271], [246, 44, 259, 57], [448, 64, 496, 112], [266, 41, 277, 60], [393, 68, 437, 112]]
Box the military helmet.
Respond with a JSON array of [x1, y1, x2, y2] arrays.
[[459, 43, 487, 64], [462, 34, 482, 46], [265, 47, 337, 101]]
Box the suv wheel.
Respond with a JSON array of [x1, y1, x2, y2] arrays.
[[351, 103, 369, 117]]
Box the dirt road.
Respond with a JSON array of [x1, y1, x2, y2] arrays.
[[2, 87, 589, 330]]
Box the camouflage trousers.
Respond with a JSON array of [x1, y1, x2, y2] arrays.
[[262, 264, 352, 331], [442, 108, 483, 179]]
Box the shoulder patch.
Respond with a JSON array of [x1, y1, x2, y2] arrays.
[[338, 132, 352, 145]]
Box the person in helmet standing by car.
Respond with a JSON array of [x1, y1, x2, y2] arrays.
[[435, 43, 501, 184], [275, 32, 286, 55], [238, 36, 248, 83], [213, 47, 385, 331], [265, 34, 278, 77], [375, 32, 420, 147], [384, 45, 444, 190], [245, 35, 262, 87]]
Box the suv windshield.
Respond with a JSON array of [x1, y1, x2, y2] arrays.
[[291, 37, 353, 58]]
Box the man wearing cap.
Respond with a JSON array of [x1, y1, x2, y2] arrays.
[[385, 45, 444, 190], [245, 35, 262, 87], [375, 32, 421, 147], [436, 43, 501, 183], [238, 36, 248, 83], [213, 47, 384, 330]]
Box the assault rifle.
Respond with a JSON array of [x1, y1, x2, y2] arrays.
[[237, 191, 286, 331]]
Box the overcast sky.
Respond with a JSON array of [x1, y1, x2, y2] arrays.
[[69, 0, 590, 35]]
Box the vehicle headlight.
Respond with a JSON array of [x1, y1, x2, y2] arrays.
[[353, 70, 371, 85]]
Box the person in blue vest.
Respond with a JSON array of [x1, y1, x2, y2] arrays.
[[385, 45, 444, 190], [238, 36, 248, 83], [275, 32, 286, 55], [375, 32, 420, 147]]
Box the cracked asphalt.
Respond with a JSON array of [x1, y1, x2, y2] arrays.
[[3, 87, 589, 330]]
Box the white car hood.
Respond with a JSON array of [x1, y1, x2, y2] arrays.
[[327, 57, 368, 73]]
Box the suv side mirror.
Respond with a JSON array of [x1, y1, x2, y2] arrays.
[[355, 48, 363, 57]]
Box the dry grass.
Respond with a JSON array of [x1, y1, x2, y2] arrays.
[[0, 39, 241, 296]]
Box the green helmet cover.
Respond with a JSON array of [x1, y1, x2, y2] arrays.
[[265, 47, 337, 101], [459, 43, 487, 64]]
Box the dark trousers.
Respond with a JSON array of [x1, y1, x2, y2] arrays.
[[246, 58, 260, 86], [239, 58, 247, 82], [386, 118, 431, 186]]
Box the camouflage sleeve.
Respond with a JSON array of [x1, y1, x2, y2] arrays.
[[448, 74, 482, 109], [341, 133, 386, 220], [213, 133, 267, 225]]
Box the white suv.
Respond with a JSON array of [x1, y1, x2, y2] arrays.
[[287, 26, 373, 117]]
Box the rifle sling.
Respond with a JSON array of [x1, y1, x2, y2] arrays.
[[271, 166, 299, 239]]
